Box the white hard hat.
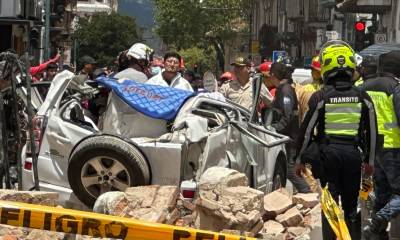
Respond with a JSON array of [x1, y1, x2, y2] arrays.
[[127, 43, 153, 62]]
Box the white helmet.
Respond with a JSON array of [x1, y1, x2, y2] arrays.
[[127, 43, 153, 62]]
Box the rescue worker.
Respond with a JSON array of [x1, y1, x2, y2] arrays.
[[361, 50, 400, 240], [265, 62, 311, 193], [295, 40, 376, 239], [295, 56, 323, 122], [114, 43, 153, 82]]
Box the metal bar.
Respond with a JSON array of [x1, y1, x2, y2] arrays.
[[24, 52, 40, 191], [230, 121, 290, 148], [10, 62, 22, 190], [44, 0, 51, 59], [0, 90, 10, 189], [248, 122, 292, 140]]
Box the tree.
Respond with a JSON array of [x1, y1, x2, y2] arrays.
[[73, 12, 142, 67], [179, 47, 216, 73], [153, 0, 254, 49]]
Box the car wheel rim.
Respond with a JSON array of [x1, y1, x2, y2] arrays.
[[81, 156, 131, 198]]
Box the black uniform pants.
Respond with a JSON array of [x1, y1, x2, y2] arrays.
[[374, 149, 400, 221], [319, 144, 362, 240]]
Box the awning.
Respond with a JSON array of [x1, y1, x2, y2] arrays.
[[76, 2, 111, 14], [337, 0, 391, 13], [359, 43, 400, 57]]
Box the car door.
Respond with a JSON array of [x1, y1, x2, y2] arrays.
[[37, 71, 96, 188]]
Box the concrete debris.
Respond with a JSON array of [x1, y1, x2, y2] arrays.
[[94, 185, 179, 224], [0, 190, 58, 206], [257, 232, 288, 240], [276, 206, 304, 227], [220, 229, 241, 236], [263, 189, 293, 218], [198, 167, 248, 192], [262, 221, 285, 235], [304, 203, 322, 229], [196, 185, 264, 232], [293, 193, 319, 209], [287, 227, 310, 238], [25, 229, 65, 240], [93, 191, 125, 215]]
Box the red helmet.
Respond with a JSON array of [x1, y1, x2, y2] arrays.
[[258, 61, 272, 73], [220, 71, 234, 81], [311, 56, 321, 71]]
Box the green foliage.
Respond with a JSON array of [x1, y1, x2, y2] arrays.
[[73, 12, 141, 67], [179, 47, 216, 72], [153, 0, 254, 49]]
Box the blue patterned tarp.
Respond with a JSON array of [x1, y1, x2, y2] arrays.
[[97, 77, 195, 120]]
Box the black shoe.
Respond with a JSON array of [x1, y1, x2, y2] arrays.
[[362, 215, 388, 240]]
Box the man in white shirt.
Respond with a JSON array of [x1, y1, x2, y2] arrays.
[[147, 52, 193, 92]]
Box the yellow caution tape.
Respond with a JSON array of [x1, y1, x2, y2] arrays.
[[321, 185, 351, 240], [0, 200, 256, 240]]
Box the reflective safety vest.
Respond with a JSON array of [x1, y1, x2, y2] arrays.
[[367, 91, 400, 148], [325, 102, 362, 136]]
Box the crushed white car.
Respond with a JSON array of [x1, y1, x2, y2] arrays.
[[22, 71, 290, 208]]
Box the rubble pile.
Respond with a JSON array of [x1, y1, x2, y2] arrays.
[[0, 190, 112, 240], [260, 189, 321, 239], [195, 167, 264, 235], [0, 168, 322, 239], [0, 190, 67, 240], [93, 167, 322, 239]]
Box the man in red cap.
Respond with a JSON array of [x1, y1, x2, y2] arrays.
[[218, 71, 235, 87]]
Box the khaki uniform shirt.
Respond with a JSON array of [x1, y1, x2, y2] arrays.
[[219, 78, 273, 109]]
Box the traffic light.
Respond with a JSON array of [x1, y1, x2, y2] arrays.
[[51, 0, 65, 23], [29, 27, 40, 49], [354, 21, 366, 51]]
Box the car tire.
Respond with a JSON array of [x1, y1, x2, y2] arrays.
[[68, 135, 150, 207], [272, 156, 287, 191]]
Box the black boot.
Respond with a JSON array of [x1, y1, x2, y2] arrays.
[[362, 215, 388, 240]]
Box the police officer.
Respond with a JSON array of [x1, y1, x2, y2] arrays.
[[265, 62, 311, 193], [295, 40, 376, 239], [361, 50, 400, 240]]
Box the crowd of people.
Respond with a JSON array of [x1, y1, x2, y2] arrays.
[[8, 39, 400, 240]]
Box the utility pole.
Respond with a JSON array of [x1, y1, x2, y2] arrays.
[[44, 0, 51, 59]]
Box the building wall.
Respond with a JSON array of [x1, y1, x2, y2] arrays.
[[251, 0, 362, 65], [381, 0, 399, 43]]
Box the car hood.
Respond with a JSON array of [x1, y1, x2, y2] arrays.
[[37, 70, 75, 116]]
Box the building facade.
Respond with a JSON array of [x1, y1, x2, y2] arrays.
[[0, 0, 42, 55], [251, 0, 382, 66]]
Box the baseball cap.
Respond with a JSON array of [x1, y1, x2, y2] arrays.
[[80, 55, 97, 65], [231, 56, 251, 67]]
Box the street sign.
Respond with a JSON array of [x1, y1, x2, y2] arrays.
[[374, 34, 387, 44], [326, 31, 340, 40], [272, 51, 287, 63]]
